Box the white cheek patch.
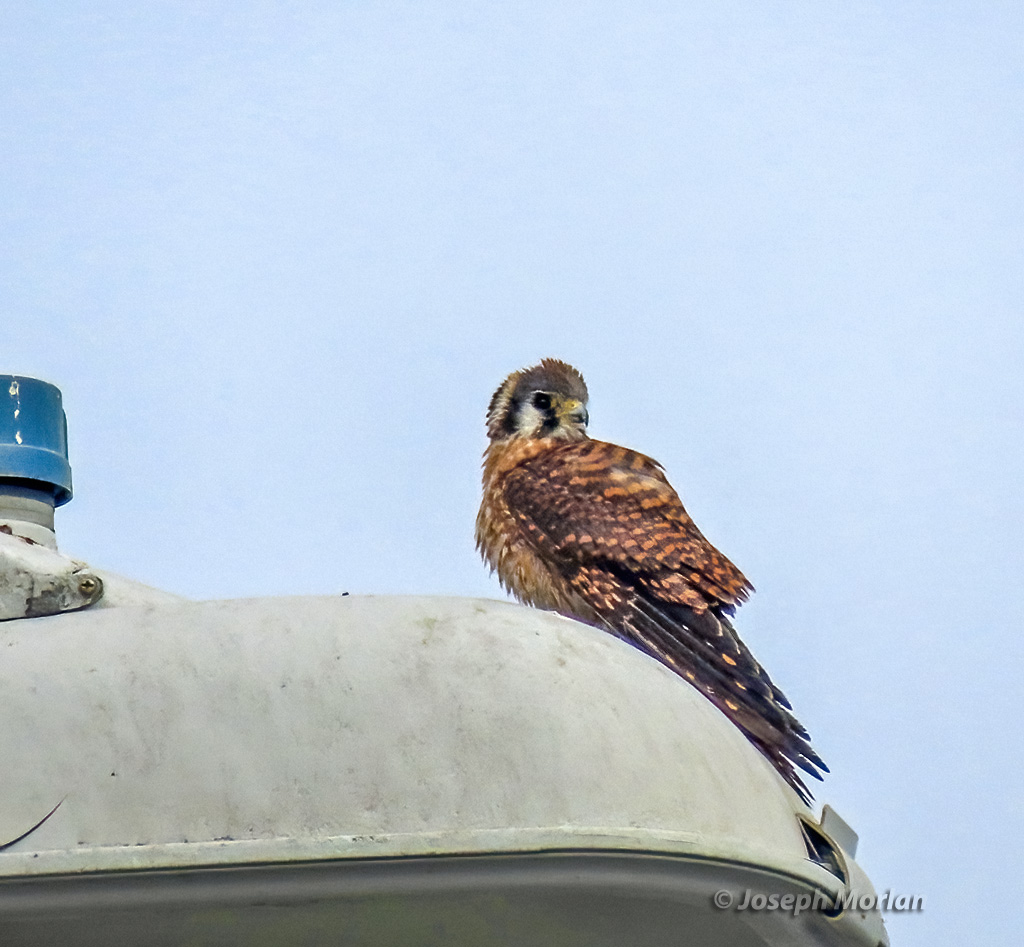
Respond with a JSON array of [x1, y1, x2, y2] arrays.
[[515, 403, 546, 436]]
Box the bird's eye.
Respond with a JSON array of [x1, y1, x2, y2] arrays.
[[532, 392, 552, 411]]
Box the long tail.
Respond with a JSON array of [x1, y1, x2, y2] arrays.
[[611, 592, 828, 803]]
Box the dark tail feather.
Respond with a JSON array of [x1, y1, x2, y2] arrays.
[[613, 592, 828, 801]]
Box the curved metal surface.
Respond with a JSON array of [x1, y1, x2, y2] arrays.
[[0, 594, 886, 946]]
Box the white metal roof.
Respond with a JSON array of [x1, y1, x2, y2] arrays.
[[0, 593, 887, 946]]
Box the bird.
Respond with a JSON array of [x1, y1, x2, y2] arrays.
[[475, 358, 827, 802]]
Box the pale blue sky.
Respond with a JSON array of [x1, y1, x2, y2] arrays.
[[4, 3, 1022, 943]]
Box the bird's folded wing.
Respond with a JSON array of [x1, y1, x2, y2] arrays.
[[501, 439, 752, 611], [501, 439, 827, 801]]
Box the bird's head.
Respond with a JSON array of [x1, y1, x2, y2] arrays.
[[486, 358, 590, 442]]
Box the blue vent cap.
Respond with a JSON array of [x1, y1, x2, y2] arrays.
[[0, 375, 73, 506]]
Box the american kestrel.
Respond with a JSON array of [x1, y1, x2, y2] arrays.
[[476, 358, 827, 801]]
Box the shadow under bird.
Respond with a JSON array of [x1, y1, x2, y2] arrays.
[[476, 358, 827, 802]]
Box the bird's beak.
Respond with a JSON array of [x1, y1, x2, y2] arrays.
[[557, 397, 589, 427]]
